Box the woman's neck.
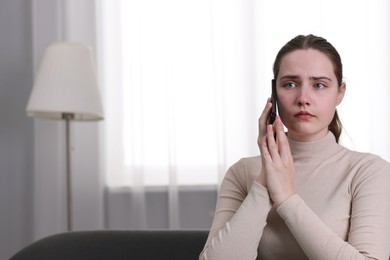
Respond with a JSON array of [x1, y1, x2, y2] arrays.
[[286, 129, 329, 142], [288, 131, 339, 162]]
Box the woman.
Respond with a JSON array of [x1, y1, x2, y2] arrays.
[[199, 35, 390, 260]]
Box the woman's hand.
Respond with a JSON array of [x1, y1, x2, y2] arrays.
[[256, 99, 295, 207]]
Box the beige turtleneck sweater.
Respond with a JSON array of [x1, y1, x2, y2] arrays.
[[200, 132, 390, 260]]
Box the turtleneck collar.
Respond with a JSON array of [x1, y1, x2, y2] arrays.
[[287, 131, 340, 161]]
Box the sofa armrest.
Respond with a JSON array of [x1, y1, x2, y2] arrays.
[[10, 230, 209, 260]]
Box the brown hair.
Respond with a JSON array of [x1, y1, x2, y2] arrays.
[[273, 34, 343, 142]]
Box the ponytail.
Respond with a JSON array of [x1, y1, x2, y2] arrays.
[[328, 110, 342, 143]]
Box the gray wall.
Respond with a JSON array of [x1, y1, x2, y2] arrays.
[[0, 0, 34, 259]]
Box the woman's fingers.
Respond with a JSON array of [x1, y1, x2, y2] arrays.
[[274, 117, 292, 162], [263, 116, 292, 167], [262, 116, 295, 206], [258, 98, 272, 136], [266, 124, 280, 162]]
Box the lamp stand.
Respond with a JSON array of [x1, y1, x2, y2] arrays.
[[63, 113, 74, 231]]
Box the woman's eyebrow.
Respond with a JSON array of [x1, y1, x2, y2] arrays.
[[279, 75, 332, 82], [279, 75, 300, 80], [280, 75, 300, 80], [310, 76, 332, 82]]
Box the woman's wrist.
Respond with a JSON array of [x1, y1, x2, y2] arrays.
[[273, 191, 294, 208], [255, 171, 267, 187]]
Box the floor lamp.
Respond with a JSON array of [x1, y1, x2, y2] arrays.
[[26, 43, 104, 231]]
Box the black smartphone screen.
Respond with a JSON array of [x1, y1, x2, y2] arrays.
[[268, 79, 277, 124]]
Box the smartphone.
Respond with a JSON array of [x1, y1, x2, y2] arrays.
[[268, 79, 277, 124]]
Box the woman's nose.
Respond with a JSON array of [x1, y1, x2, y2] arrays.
[[297, 86, 310, 106]]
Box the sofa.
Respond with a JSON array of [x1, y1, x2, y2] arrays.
[[10, 230, 209, 260]]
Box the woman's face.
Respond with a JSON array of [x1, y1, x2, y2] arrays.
[[276, 48, 346, 142]]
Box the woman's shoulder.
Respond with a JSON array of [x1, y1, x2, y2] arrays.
[[336, 148, 390, 204], [338, 146, 390, 181], [340, 145, 390, 168]]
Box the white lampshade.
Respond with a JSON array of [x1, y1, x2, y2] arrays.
[[26, 42, 103, 121]]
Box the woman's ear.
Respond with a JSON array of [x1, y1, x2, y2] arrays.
[[336, 82, 346, 105]]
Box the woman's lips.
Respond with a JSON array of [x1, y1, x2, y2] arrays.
[[294, 111, 314, 120]]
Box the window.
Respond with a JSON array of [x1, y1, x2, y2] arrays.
[[97, 0, 390, 188]]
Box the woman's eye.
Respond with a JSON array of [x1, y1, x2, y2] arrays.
[[284, 82, 297, 88], [314, 83, 325, 89]]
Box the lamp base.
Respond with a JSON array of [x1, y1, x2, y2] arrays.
[[63, 113, 74, 231]]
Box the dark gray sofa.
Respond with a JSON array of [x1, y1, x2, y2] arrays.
[[10, 230, 208, 260]]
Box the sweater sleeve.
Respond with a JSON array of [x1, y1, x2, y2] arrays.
[[199, 160, 272, 260], [277, 158, 390, 260]]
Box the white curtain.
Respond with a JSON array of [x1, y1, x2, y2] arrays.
[[30, 0, 390, 236], [97, 0, 259, 229]]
